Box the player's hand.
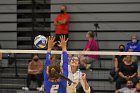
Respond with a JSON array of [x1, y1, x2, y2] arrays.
[[47, 36, 56, 51], [81, 73, 87, 80], [58, 35, 68, 51]]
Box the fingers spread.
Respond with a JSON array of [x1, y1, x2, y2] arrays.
[[63, 36, 64, 40], [51, 36, 54, 40], [66, 38, 69, 42], [52, 36, 55, 41], [59, 35, 68, 41], [48, 36, 50, 41], [58, 41, 61, 44], [59, 36, 62, 41], [48, 36, 56, 41]]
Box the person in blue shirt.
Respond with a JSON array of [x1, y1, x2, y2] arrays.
[[44, 36, 74, 93], [125, 35, 140, 52]]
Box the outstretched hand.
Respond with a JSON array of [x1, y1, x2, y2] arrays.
[[47, 36, 56, 52], [58, 35, 68, 51]]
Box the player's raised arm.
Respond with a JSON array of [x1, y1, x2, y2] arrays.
[[44, 36, 56, 77], [80, 73, 91, 93], [58, 36, 69, 76], [47, 36, 56, 53]]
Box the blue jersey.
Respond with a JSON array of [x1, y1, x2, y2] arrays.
[[125, 41, 140, 52], [44, 52, 68, 93]]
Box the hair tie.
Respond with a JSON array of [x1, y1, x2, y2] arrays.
[[51, 68, 55, 72]]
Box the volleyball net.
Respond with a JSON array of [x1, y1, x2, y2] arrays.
[[0, 49, 140, 55], [0, 49, 139, 92]]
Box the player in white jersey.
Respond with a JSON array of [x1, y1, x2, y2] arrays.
[[67, 56, 91, 93]]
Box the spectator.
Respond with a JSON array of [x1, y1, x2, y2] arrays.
[[115, 80, 135, 93], [132, 83, 140, 93], [125, 35, 140, 52], [22, 55, 44, 91], [110, 45, 125, 82], [126, 35, 140, 75], [54, 5, 70, 49], [116, 55, 138, 89], [80, 31, 99, 69]]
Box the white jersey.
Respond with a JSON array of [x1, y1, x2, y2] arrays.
[[67, 65, 90, 93]]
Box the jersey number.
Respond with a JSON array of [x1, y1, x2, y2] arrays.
[[50, 85, 59, 93]]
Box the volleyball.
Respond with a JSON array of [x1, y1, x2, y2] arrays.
[[34, 35, 47, 48]]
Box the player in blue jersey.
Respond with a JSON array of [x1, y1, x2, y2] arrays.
[[44, 36, 74, 93]]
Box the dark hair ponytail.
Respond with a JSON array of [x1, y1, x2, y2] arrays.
[[48, 61, 75, 84], [59, 74, 75, 84]]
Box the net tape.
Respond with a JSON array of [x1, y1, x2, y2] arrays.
[[0, 49, 140, 55]]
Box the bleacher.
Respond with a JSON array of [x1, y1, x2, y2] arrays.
[[0, 0, 140, 93], [50, 0, 140, 92]]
